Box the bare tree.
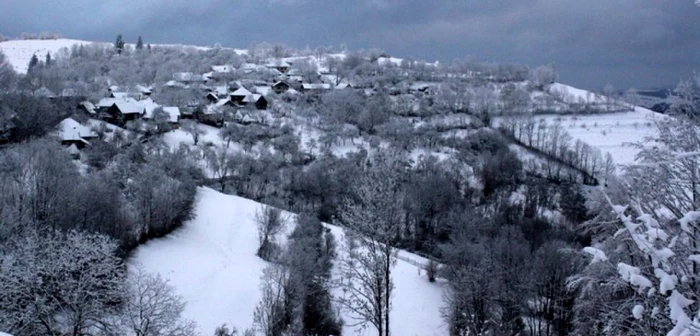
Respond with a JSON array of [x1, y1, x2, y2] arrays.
[[532, 64, 558, 89], [121, 265, 197, 336], [336, 151, 405, 336], [253, 265, 291, 336], [205, 146, 236, 192], [180, 119, 204, 146], [0, 230, 124, 336], [255, 205, 287, 261]]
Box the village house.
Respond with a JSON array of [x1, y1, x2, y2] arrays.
[[265, 60, 291, 74], [57, 117, 98, 151], [135, 85, 153, 99], [97, 97, 145, 124], [230, 87, 253, 104], [272, 81, 290, 94], [173, 72, 207, 85], [241, 94, 268, 110], [300, 83, 332, 93]]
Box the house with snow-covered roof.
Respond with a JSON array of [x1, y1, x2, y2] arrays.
[[57, 118, 97, 150], [135, 84, 153, 98], [109, 91, 129, 99], [211, 65, 235, 73], [241, 94, 268, 110], [272, 81, 291, 94], [300, 83, 331, 92], [97, 97, 144, 124], [265, 60, 291, 73], [230, 87, 253, 104]]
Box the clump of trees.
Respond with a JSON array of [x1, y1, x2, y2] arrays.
[[0, 134, 201, 255], [253, 213, 341, 336], [255, 205, 287, 261], [0, 230, 197, 336]]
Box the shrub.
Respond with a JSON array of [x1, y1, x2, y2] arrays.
[[424, 259, 439, 282]]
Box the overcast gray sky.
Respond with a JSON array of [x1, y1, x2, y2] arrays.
[[1, 0, 698, 90]]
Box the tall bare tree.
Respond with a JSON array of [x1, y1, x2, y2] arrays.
[[336, 151, 406, 336]]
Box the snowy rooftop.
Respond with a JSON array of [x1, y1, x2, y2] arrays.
[[230, 87, 252, 97], [211, 65, 234, 73], [162, 106, 181, 123], [302, 83, 332, 90], [58, 117, 97, 141]]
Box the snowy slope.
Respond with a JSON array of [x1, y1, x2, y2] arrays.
[[549, 82, 608, 104], [132, 187, 447, 336], [0, 39, 97, 73], [538, 107, 663, 165], [0, 39, 247, 74]]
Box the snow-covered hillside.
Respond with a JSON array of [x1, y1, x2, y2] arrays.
[[0, 39, 97, 74], [132, 187, 447, 336], [538, 107, 662, 165], [0, 39, 247, 74]]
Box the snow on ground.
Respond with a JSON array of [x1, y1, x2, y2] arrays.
[[132, 187, 447, 336], [497, 106, 664, 166], [163, 123, 231, 149], [0, 38, 97, 73], [549, 82, 607, 104], [538, 107, 663, 165]]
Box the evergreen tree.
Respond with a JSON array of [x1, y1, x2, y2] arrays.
[[27, 54, 39, 73], [45, 52, 51, 67], [115, 33, 125, 54], [136, 36, 144, 50]]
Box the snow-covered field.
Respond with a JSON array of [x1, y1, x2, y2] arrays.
[[515, 107, 661, 166], [132, 187, 447, 336]]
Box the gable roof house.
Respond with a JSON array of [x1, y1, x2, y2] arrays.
[[272, 81, 291, 94], [241, 94, 268, 110], [230, 87, 253, 104], [206, 92, 219, 103], [97, 97, 145, 124], [57, 118, 98, 150]]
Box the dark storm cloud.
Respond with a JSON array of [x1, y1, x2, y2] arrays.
[[1, 0, 698, 89]]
